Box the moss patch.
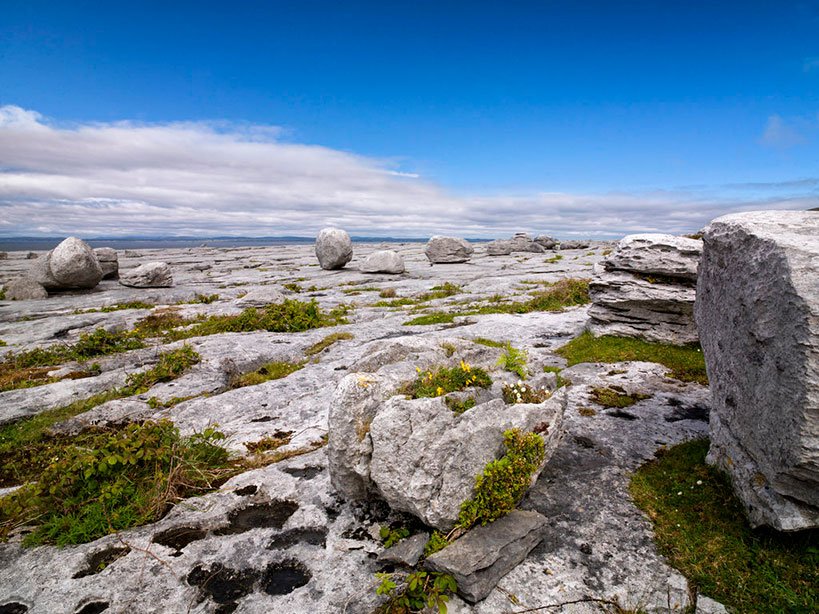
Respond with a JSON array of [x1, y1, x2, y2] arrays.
[[230, 361, 304, 389], [630, 439, 818, 613], [304, 331, 354, 356], [590, 386, 650, 408], [403, 312, 457, 326], [556, 331, 707, 385]]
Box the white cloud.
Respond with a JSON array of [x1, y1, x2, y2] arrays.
[[759, 114, 808, 148], [0, 105, 815, 239]]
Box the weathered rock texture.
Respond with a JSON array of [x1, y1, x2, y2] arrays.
[[696, 210, 819, 531], [118, 262, 174, 288], [486, 233, 545, 256], [93, 247, 119, 279], [425, 510, 548, 603], [2, 277, 48, 300], [30, 237, 103, 290], [559, 240, 590, 250], [361, 249, 405, 274], [534, 235, 557, 249], [315, 227, 353, 270], [588, 233, 702, 344], [425, 236, 473, 263]]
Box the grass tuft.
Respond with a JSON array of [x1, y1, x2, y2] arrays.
[[630, 439, 818, 613], [304, 331, 354, 356], [229, 361, 304, 389], [590, 386, 650, 408], [402, 361, 491, 399]]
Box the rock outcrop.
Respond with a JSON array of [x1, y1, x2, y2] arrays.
[[361, 250, 405, 274], [588, 233, 702, 344], [315, 227, 353, 270], [534, 235, 558, 249], [696, 211, 819, 531], [30, 237, 103, 290], [424, 236, 473, 263], [559, 240, 590, 250], [93, 247, 119, 279], [2, 277, 48, 300], [486, 233, 545, 256], [118, 262, 173, 288]]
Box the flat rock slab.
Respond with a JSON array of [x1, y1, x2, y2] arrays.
[[425, 510, 548, 603], [377, 533, 429, 567]]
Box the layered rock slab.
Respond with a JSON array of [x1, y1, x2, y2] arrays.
[[589, 233, 702, 344], [695, 210, 819, 530], [119, 262, 173, 288]]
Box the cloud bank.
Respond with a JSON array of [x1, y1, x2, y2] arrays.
[[1, 105, 816, 239]]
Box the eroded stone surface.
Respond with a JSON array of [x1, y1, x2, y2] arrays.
[[119, 261, 173, 287], [425, 236, 474, 263], [315, 228, 353, 270]]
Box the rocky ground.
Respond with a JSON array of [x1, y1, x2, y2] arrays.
[[0, 242, 724, 614]]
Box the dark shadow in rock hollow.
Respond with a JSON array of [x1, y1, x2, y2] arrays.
[[72, 546, 130, 579], [267, 527, 328, 550], [74, 602, 109, 614], [214, 500, 299, 536], [152, 526, 208, 556], [283, 466, 323, 480], [0, 604, 28, 614], [260, 559, 312, 595]]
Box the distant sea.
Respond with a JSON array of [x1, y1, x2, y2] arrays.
[[0, 236, 489, 252]]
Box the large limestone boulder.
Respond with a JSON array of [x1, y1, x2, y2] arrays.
[[559, 240, 590, 250], [93, 247, 119, 279], [315, 227, 353, 270], [695, 210, 819, 531], [30, 237, 103, 290], [534, 235, 558, 249], [2, 278, 48, 300], [119, 262, 173, 288], [360, 250, 405, 274], [509, 232, 545, 253], [588, 233, 702, 345], [485, 240, 514, 256], [424, 236, 473, 263]]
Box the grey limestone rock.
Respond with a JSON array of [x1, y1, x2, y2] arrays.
[[93, 247, 119, 279], [361, 249, 405, 274], [425, 236, 474, 263], [424, 510, 548, 603], [485, 240, 513, 256], [534, 235, 558, 249], [2, 277, 48, 300], [559, 240, 590, 250], [31, 237, 103, 290], [377, 533, 429, 567], [315, 227, 353, 270], [696, 210, 819, 530], [235, 286, 287, 307], [0, 251, 7, 260], [604, 233, 702, 281], [509, 232, 545, 253], [118, 261, 174, 288]]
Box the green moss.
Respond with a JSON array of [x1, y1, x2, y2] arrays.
[[444, 396, 476, 414], [556, 331, 708, 384], [378, 288, 397, 298], [230, 361, 304, 389], [424, 530, 450, 557], [0, 340, 6, 348], [544, 254, 563, 264], [403, 312, 457, 326], [379, 525, 411, 548], [420, 282, 461, 300], [305, 331, 354, 356], [457, 429, 545, 529], [185, 293, 219, 304], [120, 345, 200, 395], [542, 365, 569, 388], [0, 287, 5, 300], [403, 362, 492, 398], [474, 278, 589, 315], [471, 337, 505, 348], [0, 420, 231, 546], [74, 301, 154, 314], [245, 431, 293, 454], [3, 328, 145, 371], [590, 386, 650, 408], [630, 439, 818, 613]]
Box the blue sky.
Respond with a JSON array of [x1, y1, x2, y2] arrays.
[[1, 0, 817, 237]]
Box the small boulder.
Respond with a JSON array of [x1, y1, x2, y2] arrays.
[[485, 240, 513, 256], [559, 240, 590, 250], [93, 247, 119, 279], [31, 237, 103, 290], [119, 262, 173, 288], [425, 510, 548, 603], [25, 252, 38, 259], [424, 236, 474, 264], [509, 233, 545, 253], [361, 250, 405, 274], [2, 278, 48, 300], [315, 228, 353, 270], [235, 287, 287, 307], [534, 235, 558, 249]]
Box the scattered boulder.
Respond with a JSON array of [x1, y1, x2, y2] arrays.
[[235, 287, 287, 307], [2, 278, 48, 300], [485, 240, 514, 256], [588, 233, 701, 344], [559, 240, 590, 250], [123, 250, 142, 258], [361, 250, 405, 274], [0, 252, 7, 260], [424, 236, 474, 263], [119, 262, 173, 288], [93, 247, 119, 279], [696, 211, 819, 531], [315, 228, 353, 270], [534, 235, 558, 249], [377, 533, 429, 567], [425, 510, 548, 603], [29, 237, 103, 291], [25, 252, 38, 259], [486, 234, 545, 256]]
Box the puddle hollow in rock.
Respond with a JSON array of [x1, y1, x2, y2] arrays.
[[152, 526, 208, 555], [214, 500, 299, 536], [187, 563, 257, 605], [234, 484, 258, 496], [0, 604, 28, 614], [260, 560, 311, 595], [283, 466, 323, 480], [267, 527, 328, 550], [73, 546, 130, 578], [606, 409, 638, 421], [74, 602, 109, 614]]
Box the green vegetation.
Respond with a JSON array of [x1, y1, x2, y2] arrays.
[[244, 431, 293, 454], [403, 312, 457, 326], [0, 346, 201, 488], [496, 342, 528, 379], [556, 331, 708, 384], [420, 282, 461, 300], [544, 254, 563, 264], [74, 301, 154, 314], [439, 342, 457, 357], [163, 299, 349, 341], [186, 293, 219, 304], [229, 361, 304, 389], [379, 288, 397, 298], [380, 525, 411, 548], [376, 571, 457, 614], [402, 361, 492, 398], [0, 340, 6, 347], [542, 365, 569, 388], [0, 287, 5, 300], [502, 382, 550, 404], [471, 337, 505, 348], [424, 530, 450, 557], [457, 429, 545, 529], [304, 331, 354, 356], [590, 386, 650, 408], [283, 282, 319, 293], [146, 395, 196, 409], [444, 396, 476, 414], [630, 439, 818, 613], [342, 286, 379, 296], [0, 420, 231, 546]]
